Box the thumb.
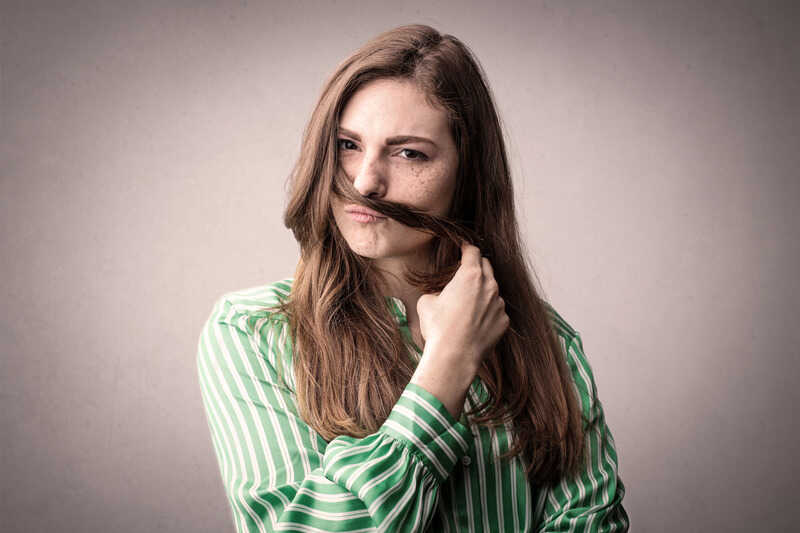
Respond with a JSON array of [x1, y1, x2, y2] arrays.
[[460, 240, 468, 262]]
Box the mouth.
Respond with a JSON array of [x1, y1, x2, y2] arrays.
[[344, 204, 387, 223]]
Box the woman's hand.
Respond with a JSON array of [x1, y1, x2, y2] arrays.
[[411, 241, 510, 419]]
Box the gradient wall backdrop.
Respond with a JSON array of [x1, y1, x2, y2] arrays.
[[2, 1, 798, 531]]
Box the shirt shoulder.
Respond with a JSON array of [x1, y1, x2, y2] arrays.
[[541, 300, 600, 424], [200, 277, 296, 387], [541, 299, 580, 345], [214, 277, 294, 319]]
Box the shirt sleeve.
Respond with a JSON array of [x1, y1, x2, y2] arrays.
[[196, 295, 472, 532], [534, 331, 631, 533]]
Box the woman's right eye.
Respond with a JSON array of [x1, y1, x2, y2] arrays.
[[338, 139, 357, 151]]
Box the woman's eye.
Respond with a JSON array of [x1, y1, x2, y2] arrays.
[[338, 139, 357, 151], [337, 139, 427, 161], [399, 148, 428, 161]]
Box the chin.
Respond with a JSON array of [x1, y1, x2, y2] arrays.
[[344, 240, 389, 260], [345, 235, 433, 266], [333, 217, 431, 262]]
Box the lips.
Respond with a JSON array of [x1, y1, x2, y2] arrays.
[[344, 204, 387, 218]]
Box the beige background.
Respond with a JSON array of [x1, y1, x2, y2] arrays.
[[2, 1, 798, 531]]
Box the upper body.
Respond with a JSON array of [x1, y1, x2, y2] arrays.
[[199, 23, 629, 532], [196, 277, 629, 532]]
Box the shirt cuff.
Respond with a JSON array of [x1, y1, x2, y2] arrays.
[[378, 382, 472, 482]]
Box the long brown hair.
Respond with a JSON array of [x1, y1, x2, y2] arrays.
[[280, 24, 585, 486]]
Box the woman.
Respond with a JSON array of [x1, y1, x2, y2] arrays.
[[198, 24, 629, 532]]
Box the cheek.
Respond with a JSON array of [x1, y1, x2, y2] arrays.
[[404, 161, 456, 212], [330, 198, 349, 231], [339, 157, 357, 177]]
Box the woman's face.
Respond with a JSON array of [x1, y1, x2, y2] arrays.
[[331, 78, 459, 268]]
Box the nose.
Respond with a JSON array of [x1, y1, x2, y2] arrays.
[[351, 151, 387, 198]]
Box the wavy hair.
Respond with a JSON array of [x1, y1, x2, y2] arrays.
[[279, 24, 585, 485]]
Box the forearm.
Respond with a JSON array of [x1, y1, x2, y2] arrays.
[[409, 337, 479, 420]]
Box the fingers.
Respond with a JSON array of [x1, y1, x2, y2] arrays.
[[481, 257, 494, 280], [460, 240, 482, 269]]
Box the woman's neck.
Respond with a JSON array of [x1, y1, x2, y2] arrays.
[[372, 247, 430, 298], [372, 252, 431, 342], [374, 262, 423, 308]]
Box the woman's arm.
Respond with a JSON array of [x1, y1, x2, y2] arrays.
[[197, 295, 471, 532], [533, 332, 630, 532], [412, 242, 510, 420]]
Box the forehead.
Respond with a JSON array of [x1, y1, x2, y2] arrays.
[[339, 78, 450, 139]]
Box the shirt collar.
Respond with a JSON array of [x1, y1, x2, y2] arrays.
[[385, 296, 408, 326]]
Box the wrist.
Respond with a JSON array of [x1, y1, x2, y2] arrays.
[[420, 337, 480, 382], [409, 339, 478, 420], [409, 371, 467, 421]]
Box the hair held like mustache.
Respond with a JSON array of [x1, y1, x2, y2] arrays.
[[332, 169, 485, 251], [331, 169, 488, 292]]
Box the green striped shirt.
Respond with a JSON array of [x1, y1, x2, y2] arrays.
[[197, 278, 629, 532]]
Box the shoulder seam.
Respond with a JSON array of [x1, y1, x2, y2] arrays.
[[543, 300, 580, 342], [217, 278, 294, 319]]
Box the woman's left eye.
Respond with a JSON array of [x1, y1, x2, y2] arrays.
[[399, 148, 428, 161]]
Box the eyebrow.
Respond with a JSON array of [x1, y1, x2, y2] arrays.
[[337, 127, 438, 148]]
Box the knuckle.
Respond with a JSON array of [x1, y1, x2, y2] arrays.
[[465, 266, 482, 281], [487, 283, 499, 298]]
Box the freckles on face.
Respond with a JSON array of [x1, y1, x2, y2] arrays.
[[336, 78, 459, 212], [394, 157, 456, 215], [332, 78, 459, 261]]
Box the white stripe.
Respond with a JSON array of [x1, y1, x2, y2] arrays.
[[404, 390, 469, 451], [295, 484, 360, 503], [520, 453, 532, 532], [557, 476, 575, 531], [467, 388, 491, 532], [381, 419, 447, 479], [491, 426, 505, 528], [282, 501, 370, 520], [274, 522, 375, 533], [392, 403, 458, 462], [533, 484, 547, 525], [504, 419, 521, 533]]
